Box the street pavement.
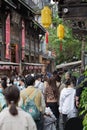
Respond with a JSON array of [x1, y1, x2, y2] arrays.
[[59, 114, 64, 130]]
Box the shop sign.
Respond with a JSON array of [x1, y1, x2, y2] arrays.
[[5, 14, 10, 59], [22, 20, 25, 60]]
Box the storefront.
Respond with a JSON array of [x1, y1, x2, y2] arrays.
[[10, 10, 21, 63], [0, 0, 46, 76]]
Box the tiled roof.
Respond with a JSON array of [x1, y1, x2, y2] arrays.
[[22, 0, 40, 13]]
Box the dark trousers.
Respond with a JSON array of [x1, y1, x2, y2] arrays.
[[35, 113, 44, 130], [62, 114, 67, 129], [46, 102, 59, 130], [46, 102, 59, 119]]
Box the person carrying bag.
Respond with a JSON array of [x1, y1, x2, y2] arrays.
[[20, 75, 46, 130]]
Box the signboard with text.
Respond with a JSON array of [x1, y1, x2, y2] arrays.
[[5, 14, 10, 59]]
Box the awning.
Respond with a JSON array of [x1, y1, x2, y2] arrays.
[[0, 61, 19, 66], [22, 62, 44, 66], [4, 0, 17, 9], [32, 19, 46, 34], [56, 60, 82, 69]]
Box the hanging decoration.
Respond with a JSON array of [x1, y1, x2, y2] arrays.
[[45, 31, 49, 44], [41, 6, 52, 28], [57, 24, 64, 40], [57, 24, 65, 51]]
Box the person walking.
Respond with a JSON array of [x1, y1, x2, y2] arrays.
[[20, 75, 45, 130], [0, 81, 6, 112], [18, 77, 26, 91], [44, 77, 59, 129], [0, 85, 37, 130], [59, 78, 77, 129], [0, 75, 8, 111]]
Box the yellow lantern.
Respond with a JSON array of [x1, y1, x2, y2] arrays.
[[41, 6, 52, 28], [57, 24, 64, 40]]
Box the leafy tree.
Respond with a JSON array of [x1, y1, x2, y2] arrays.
[[48, 13, 82, 65]]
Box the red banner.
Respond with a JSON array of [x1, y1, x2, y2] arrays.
[[22, 20, 25, 60], [45, 31, 49, 44], [5, 14, 10, 59]]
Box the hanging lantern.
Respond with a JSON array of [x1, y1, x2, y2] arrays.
[[41, 6, 52, 28], [57, 24, 64, 40]]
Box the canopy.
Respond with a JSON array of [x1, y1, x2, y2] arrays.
[[56, 60, 82, 69]]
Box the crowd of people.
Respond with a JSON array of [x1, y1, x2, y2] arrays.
[[0, 69, 84, 130]]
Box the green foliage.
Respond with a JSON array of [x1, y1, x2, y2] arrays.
[[79, 87, 87, 130], [79, 75, 87, 130], [48, 12, 82, 64]]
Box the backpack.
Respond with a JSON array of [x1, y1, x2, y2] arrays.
[[21, 90, 40, 120]]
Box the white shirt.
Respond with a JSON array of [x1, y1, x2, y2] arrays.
[[59, 87, 76, 115], [35, 80, 44, 93], [0, 107, 37, 130]]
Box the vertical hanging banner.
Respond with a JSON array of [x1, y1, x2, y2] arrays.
[[5, 14, 10, 59], [45, 31, 49, 44], [22, 20, 25, 60], [45, 31, 49, 52]]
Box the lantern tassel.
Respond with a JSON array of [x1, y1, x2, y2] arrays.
[[45, 31, 49, 44], [60, 42, 62, 51]]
